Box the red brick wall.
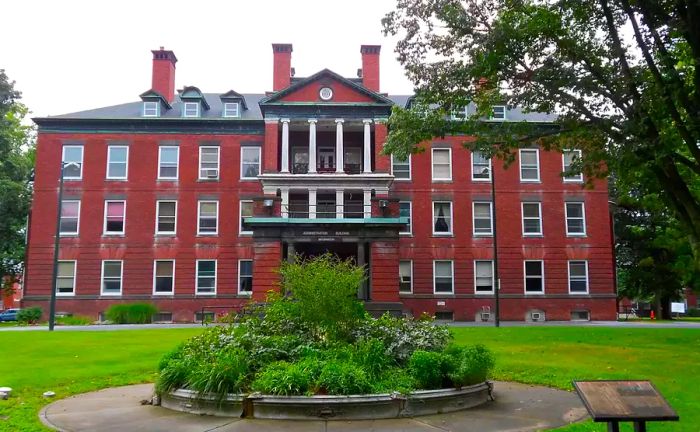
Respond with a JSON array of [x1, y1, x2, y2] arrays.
[[279, 78, 375, 103], [370, 241, 400, 302]]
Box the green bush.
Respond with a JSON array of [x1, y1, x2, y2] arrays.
[[56, 315, 93, 325], [252, 359, 321, 395], [687, 308, 700, 317], [187, 347, 250, 396], [372, 367, 416, 394], [104, 303, 158, 324], [17, 307, 42, 324], [317, 360, 372, 395], [446, 344, 495, 387], [408, 350, 450, 389]]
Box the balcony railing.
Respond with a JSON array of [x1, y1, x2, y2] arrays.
[[285, 203, 370, 219], [290, 163, 363, 174]]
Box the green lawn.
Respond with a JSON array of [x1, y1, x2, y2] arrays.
[[0, 327, 698, 431]]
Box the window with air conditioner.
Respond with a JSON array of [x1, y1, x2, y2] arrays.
[[199, 146, 220, 180]]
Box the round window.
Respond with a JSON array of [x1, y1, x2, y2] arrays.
[[319, 87, 333, 101]]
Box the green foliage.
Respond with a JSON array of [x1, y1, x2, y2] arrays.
[[445, 344, 496, 387], [104, 303, 158, 324], [372, 367, 416, 395], [687, 308, 700, 318], [55, 315, 93, 326], [16, 307, 41, 324], [317, 360, 372, 395], [187, 347, 250, 396], [409, 350, 450, 389], [252, 360, 320, 396]]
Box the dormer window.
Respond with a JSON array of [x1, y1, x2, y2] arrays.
[[223, 102, 240, 118], [183, 102, 200, 118], [143, 102, 159, 117], [491, 105, 506, 120]]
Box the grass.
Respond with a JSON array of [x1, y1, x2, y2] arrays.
[[0, 326, 698, 431]]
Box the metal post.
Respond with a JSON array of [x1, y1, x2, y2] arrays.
[[491, 161, 500, 328], [48, 163, 67, 331]]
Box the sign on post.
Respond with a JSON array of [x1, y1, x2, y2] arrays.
[[671, 302, 686, 314]]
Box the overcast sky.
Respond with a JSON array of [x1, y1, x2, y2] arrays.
[[1, 0, 414, 118]]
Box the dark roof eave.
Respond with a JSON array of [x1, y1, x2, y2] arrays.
[[32, 116, 264, 128]]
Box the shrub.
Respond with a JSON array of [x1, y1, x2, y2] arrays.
[[187, 347, 250, 396], [104, 302, 158, 324], [252, 360, 320, 396], [317, 360, 372, 395], [446, 344, 495, 387], [17, 307, 42, 324], [372, 367, 416, 394], [351, 338, 394, 378], [56, 315, 93, 325], [408, 350, 450, 389], [687, 308, 700, 317]]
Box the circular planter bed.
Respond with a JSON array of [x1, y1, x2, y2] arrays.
[[160, 381, 493, 420]]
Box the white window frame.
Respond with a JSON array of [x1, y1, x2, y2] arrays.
[[198, 146, 220, 180], [155, 200, 177, 235], [239, 200, 254, 236], [391, 154, 412, 181], [197, 201, 219, 236], [399, 201, 412, 235], [238, 259, 253, 295], [431, 148, 452, 181], [62, 145, 84, 180], [196, 259, 217, 295], [519, 149, 540, 182], [562, 149, 584, 182], [432, 201, 453, 236], [521, 202, 543, 236], [240, 147, 261, 180], [153, 259, 175, 295], [56, 260, 77, 297], [472, 201, 493, 236], [565, 202, 587, 237], [568, 260, 589, 294], [183, 102, 200, 118], [471, 150, 492, 182], [399, 260, 413, 294], [223, 102, 240, 118], [103, 200, 126, 236], [433, 260, 454, 294], [450, 106, 468, 121], [143, 101, 159, 117], [491, 105, 506, 121], [523, 260, 545, 294], [100, 260, 123, 296], [106, 145, 129, 180], [474, 260, 495, 295], [158, 146, 179, 180], [59, 200, 81, 236]]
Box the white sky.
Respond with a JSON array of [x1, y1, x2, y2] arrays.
[[1, 0, 414, 118]]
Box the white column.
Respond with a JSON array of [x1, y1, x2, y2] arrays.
[[281, 188, 289, 218], [363, 119, 372, 173], [363, 189, 372, 218], [308, 119, 317, 174], [280, 118, 290, 173], [335, 119, 344, 173], [308, 189, 317, 219], [336, 190, 344, 219]]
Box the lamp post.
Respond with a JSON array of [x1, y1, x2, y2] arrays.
[[483, 162, 500, 327], [48, 162, 79, 331]]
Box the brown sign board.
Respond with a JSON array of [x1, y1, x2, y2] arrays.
[[573, 381, 679, 422]]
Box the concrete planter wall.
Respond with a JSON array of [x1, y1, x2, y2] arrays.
[[160, 381, 493, 420]]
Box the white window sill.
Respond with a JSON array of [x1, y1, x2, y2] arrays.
[[431, 179, 453, 183], [399, 232, 413, 236], [471, 178, 492, 183], [394, 178, 412, 182], [197, 233, 219, 237], [523, 234, 544, 238], [105, 178, 128, 182], [475, 291, 495, 295], [239, 232, 254, 237], [59, 233, 79, 237], [237, 292, 253, 297], [432, 233, 454, 237], [155, 233, 177, 237], [157, 178, 178, 181], [153, 292, 175, 296], [524, 292, 545, 296], [566, 234, 587, 238], [100, 293, 122, 297], [520, 179, 541, 183], [473, 233, 493, 237], [56, 293, 75, 297], [103, 233, 125, 237], [195, 293, 217, 296], [568, 292, 590, 295]]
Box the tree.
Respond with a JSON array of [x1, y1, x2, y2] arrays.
[[381, 0, 700, 269], [0, 69, 34, 286]]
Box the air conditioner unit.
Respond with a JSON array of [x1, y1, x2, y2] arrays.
[[531, 312, 542, 321], [400, 276, 411, 283], [205, 169, 219, 179], [480, 312, 490, 322]]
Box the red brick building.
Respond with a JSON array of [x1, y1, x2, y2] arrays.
[[23, 45, 617, 322]]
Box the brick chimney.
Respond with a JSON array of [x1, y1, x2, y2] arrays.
[[360, 45, 381, 92], [151, 47, 177, 103], [272, 43, 293, 91]]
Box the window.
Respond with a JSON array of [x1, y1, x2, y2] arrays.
[[568, 260, 589, 294], [451, 106, 468, 120], [59, 200, 80, 235], [491, 105, 506, 120], [562, 150, 583, 182], [521, 202, 542, 236], [183, 102, 200, 117], [56, 261, 76, 296], [223, 102, 240, 118], [399, 201, 412, 235], [431, 148, 452, 181], [399, 260, 413, 293], [156, 201, 177, 234], [153, 260, 175, 294], [433, 201, 453, 235], [433, 260, 454, 294], [565, 202, 586, 236], [198, 201, 218, 235], [101, 260, 123, 295], [474, 260, 494, 294], [239, 260, 253, 294], [196, 260, 217, 295], [106, 145, 128, 179], [62, 145, 83, 180], [524, 260, 544, 294], [199, 146, 220, 180], [241, 147, 261, 179], [104, 201, 126, 235], [472, 151, 491, 181], [519, 149, 540, 182], [143, 101, 159, 117], [391, 155, 411, 180], [473, 202, 493, 236], [158, 146, 179, 180], [239, 200, 254, 235]]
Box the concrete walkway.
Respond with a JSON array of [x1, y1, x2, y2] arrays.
[[40, 382, 588, 432]]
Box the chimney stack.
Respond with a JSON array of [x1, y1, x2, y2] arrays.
[[151, 47, 177, 103], [272, 43, 293, 91], [360, 45, 381, 92]]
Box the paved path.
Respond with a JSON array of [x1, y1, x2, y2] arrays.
[[40, 382, 588, 432]]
